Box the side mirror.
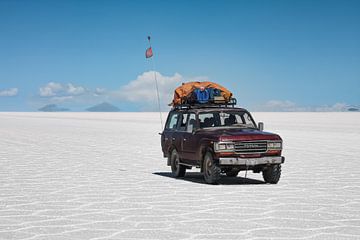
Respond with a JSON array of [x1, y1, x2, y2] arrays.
[[258, 122, 264, 131]]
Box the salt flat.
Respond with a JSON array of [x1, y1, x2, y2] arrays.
[[0, 112, 359, 240]]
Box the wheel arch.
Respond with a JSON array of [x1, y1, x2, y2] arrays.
[[199, 145, 215, 173], [167, 145, 178, 166]]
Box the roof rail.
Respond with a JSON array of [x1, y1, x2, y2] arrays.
[[173, 98, 237, 110]]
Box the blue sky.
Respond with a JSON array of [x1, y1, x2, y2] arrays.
[[0, 0, 359, 111]]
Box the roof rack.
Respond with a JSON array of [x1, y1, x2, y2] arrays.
[[173, 98, 237, 110]]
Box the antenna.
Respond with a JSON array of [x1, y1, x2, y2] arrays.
[[146, 35, 163, 130]]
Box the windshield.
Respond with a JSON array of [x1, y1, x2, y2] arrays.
[[198, 111, 256, 129]]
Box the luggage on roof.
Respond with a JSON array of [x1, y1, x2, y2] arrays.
[[171, 81, 233, 106]]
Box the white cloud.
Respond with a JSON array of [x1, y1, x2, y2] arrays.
[[37, 72, 210, 109], [37, 82, 110, 108], [66, 83, 85, 95], [0, 88, 18, 97], [39, 82, 87, 99], [113, 71, 210, 110], [113, 71, 183, 107], [95, 87, 106, 95], [39, 82, 63, 97]]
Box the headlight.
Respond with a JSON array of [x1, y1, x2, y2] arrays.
[[214, 142, 235, 152], [267, 141, 282, 150]]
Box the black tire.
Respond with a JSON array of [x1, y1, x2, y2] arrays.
[[170, 149, 186, 177], [226, 169, 239, 177], [203, 152, 221, 184], [262, 164, 281, 184]]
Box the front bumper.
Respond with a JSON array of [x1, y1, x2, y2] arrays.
[[219, 156, 285, 166]]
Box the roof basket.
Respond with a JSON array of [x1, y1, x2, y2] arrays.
[[173, 98, 237, 110]]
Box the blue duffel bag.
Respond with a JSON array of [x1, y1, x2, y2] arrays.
[[194, 88, 210, 103]]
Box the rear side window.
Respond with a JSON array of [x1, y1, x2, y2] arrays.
[[166, 113, 179, 130]]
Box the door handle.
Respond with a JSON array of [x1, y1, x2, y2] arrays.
[[183, 138, 187, 141], [172, 138, 175, 141]]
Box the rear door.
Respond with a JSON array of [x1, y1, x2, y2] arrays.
[[174, 112, 188, 159], [161, 111, 180, 156]]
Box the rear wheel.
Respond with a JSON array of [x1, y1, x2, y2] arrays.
[[203, 152, 221, 184], [170, 149, 186, 177], [262, 164, 281, 184]]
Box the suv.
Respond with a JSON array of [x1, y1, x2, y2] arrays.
[[161, 104, 285, 184]]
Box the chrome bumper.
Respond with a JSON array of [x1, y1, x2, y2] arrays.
[[219, 156, 284, 166]]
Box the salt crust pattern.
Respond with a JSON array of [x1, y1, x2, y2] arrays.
[[0, 112, 359, 239]]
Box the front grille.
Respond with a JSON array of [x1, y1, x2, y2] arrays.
[[234, 141, 267, 153]]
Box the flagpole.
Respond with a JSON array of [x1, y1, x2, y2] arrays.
[[147, 36, 163, 130]]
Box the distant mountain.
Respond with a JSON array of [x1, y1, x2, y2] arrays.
[[38, 104, 70, 112], [86, 102, 120, 112], [348, 107, 359, 112]]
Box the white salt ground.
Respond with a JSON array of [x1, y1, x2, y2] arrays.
[[0, 112, 359, 240]]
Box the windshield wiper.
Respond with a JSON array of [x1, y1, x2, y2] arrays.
[[232, 123, 256, 129]]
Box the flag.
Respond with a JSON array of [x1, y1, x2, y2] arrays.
[[145, 47, 153, 58]]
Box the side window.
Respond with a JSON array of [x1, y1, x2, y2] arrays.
[[235, 115, 243, 124], [166, 113, 179, 130], [186, 113, 196, 132], [243, 113, 253, 125], [178, 113, 188, 131], [199, 113, 216, 128], [241, 112, 255, 127]]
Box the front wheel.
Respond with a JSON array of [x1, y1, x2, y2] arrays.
[[262, 164, 281, 184], [170, 149, 186, 177], [203, 152, 221, 184]]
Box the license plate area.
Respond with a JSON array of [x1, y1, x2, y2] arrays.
[[219, 156, 282, 166], [246, 159, 257, 166]]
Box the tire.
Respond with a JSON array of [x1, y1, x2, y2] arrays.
[[226, 169, 239, 177], [170, 149, 186, 177], [203, 151, 221, 184], [262, 164, 281, 184]]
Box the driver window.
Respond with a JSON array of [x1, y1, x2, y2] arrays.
[[243, 113, 253, 125]]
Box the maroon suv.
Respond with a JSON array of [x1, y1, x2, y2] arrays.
[[161, 105, 285, 184]]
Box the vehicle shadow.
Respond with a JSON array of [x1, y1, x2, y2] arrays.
[[153, 172, 266, 185]]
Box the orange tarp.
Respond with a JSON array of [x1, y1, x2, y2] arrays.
[[171, 81, 232, 106]]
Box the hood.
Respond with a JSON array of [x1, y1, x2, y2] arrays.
[[198, 128, 282, 141]]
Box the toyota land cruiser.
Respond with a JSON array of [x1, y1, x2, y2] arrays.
[[160, 104, 285, 184]]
